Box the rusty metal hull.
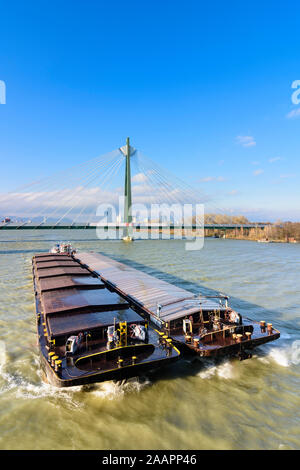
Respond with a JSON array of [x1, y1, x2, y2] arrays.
[[172, 330, 280, 358], [38, 341, 179, 388]]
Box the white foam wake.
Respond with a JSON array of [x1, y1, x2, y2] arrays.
[[257, 340, 300, 368], [0, 341, 82, 407], [0, 370, 83, 408], [1, 340, 150, 404], [267, 340, 300, 367], [90, 376, 151, 399], [197, 359, 235, 380]]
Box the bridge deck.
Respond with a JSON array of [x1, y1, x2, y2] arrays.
[[1, 223, 266, 230], [74, 252, 223, 324]]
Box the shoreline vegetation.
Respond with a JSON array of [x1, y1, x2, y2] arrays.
[[186, 215, 300, 243]]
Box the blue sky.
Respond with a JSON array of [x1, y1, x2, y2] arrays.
[[0, 0, 300, 221]]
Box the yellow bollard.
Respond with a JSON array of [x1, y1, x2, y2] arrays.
[[48, 351, 55, 363], [118, 358, 124, 368], [51, 355, 59, 367], [54, 359, 62, 372]]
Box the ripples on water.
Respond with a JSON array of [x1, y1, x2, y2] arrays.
[[0, 231, 299, 450]]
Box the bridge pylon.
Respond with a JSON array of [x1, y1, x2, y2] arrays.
[[119, 137, 135, 241]]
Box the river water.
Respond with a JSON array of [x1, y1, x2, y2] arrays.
[[0, 230, 299, 450]]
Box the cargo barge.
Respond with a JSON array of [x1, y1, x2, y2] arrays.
[[74, 252, 280, 361], [32, 249, 180, 387], [32, 247, 280, 387]]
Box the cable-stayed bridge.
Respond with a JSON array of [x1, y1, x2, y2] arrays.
[[0, 138, 267, 236]]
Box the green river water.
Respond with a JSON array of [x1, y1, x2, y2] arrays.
[[0, 230, 299, 450]]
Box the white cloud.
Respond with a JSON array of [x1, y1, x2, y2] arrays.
[[227, 190, 239, 196], [0, 178, 211, 221], [198, 176, 226, 182], [269, 157, 282, 163], [132, 183, 153, 194], [132, 172, 148, 183], [253, 169, 264, 176], [236, 135, 256, 147], [0, 187, 123, 217], [279, 173, 296, 179], [286, 108, 300, 119]]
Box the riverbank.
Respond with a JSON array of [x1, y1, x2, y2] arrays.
[[210, 235, 299, 243], [205, 221, 300, 244]]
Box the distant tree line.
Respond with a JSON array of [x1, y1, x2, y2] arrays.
[[254, 222, 300, 242], [195, 215, 300, 242], [203, 213, 250, 225], [226, 221, 300, 242]]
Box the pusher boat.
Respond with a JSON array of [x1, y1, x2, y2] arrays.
[[156, 294, 280, 360], [32, 248, 180, 387], [50, 242, 76, 255]]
